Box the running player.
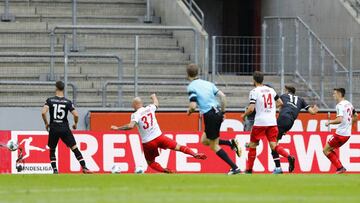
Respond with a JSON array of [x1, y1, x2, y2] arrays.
[[41, 81, 91, 174], [324, 88, 357, 174], [186, 64, 241, 175], [241, 71, 296, 174], [111, 94, 207, 174], [272, 85, 319, 174]]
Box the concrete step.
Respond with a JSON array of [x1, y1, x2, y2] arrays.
[[14, 14, 143, 24], [0, 5, 146, 16]]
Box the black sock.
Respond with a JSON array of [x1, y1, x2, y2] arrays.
[[272, 150, 281, 168], [72, 148, 86, 168], [50, 149, 57, 171], [219, 139, 232, 147], [216, 149, 238, 170]]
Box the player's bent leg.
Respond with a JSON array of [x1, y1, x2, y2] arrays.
[[201, 132, 210, 146], [209, 138, 240, 174], [245, 142, 258, 174], [147, 161, 174, 174], [70, 145, 91, 174], [270, 142, 295, 173], [49, 148, 58, 174], [323, 143, 345, 173], [271, 131, 284, 173], [174, 144, 207, 160]]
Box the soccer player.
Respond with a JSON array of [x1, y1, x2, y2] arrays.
[[324, 88, 357, 174], [41, 81, 91, 174], [272, 85, 319, 174], [241, 71, 296, 174], [186, 64, 241, 175], [111, 94, 207, 174]]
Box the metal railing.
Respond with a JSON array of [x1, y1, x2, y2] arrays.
[[262, 16, 352, 108], [49, 25, 200, 79], [344, 0, 360, 17], [182, 0, 205, 29]]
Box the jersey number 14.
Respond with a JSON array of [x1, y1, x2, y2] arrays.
[[262, 93, 273, 108]]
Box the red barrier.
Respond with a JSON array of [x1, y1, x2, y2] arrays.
[[1, 131, 360, 174], [90, 112, 359, 132]]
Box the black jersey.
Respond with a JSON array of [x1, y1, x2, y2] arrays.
[[279, 93, 309, 120], [45, 96, 75, 125]]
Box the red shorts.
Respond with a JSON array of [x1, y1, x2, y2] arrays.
[[142, 134, 177, 162], [328, 134, 350, 149], [250, 126, 278, 143]]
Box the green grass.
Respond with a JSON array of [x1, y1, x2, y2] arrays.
[[1, 174, 360, 203]]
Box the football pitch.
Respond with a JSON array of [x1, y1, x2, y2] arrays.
[[1, 174, 359, 203]]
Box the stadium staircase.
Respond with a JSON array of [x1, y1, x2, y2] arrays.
[[0, 0, 284, 109]]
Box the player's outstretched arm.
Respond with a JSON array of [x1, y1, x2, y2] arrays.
[[275, 97, 283, 108], [326, 116, 342, 126], [111, 121, 136, 131], [41, 105, 49, 131], [70, 110, 79, 130], [151, 94, 159, 108], [241, 104, 255, 120], [216, 90, 227, 114], [308, 105, 319, 115]]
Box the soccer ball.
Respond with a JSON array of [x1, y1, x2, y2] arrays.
[[6, 139, 18, 151], [134, 166, 144, 174], [111, 165, 122, 174]]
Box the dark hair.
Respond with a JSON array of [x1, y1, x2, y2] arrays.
[[56, 81, 65, 91], [253, 71, 264, 84], [285, 85, 296, 94], [334, 88, 345, 97], [186, 63, 199, 78]]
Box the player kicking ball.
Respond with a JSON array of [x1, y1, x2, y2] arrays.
[[271, 85, 319, 174], [324, 88, 358, 174], [241, 71, 296, 174], [41, 81, 91, 174], [111, 94, 207, 174]]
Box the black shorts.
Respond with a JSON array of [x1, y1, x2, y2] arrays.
[[277, 116, 295, 140], [203, 108, 224, 140], [48, 124, 76, 149]]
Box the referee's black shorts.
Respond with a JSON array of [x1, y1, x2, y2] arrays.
[[277, 115, 295, 140], [48, 123, 77, 149], [203, 108, 224, 140]]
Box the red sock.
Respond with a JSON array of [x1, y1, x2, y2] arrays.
[[179, 146, 196, 157], [326, 151, 343, 169], [148, 162, 166, 173], [274, 145, 290, 158], [246, 148, 256, 171]]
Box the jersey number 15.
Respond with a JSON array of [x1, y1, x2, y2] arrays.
[[53, 104, 66, 119]]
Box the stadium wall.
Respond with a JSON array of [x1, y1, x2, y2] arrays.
[[1, 131, 360, 174]]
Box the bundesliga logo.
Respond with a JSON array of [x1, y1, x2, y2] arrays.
[[11, 131, 54, 174]]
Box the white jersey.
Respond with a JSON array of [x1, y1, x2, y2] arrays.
[[131, 104, 162, 143], [249, 85, 279, 126], [335, 100, 354, 136]]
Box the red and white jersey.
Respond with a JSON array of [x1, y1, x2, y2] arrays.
[[131, 104, 162, 143], [249, 85, 279, 126], [335, 100, 354, 136]]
